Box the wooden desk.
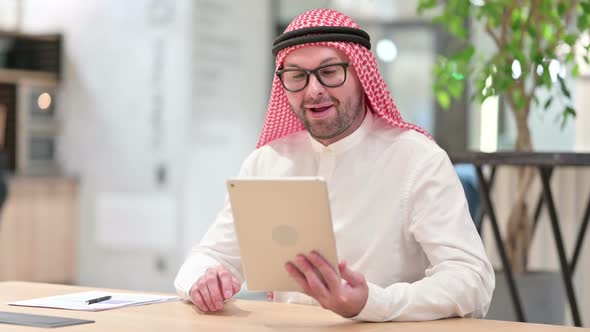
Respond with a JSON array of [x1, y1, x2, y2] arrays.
[[0, 282, 586, 331]]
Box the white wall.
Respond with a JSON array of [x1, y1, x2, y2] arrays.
[[575, 79, 590, 151], [0, 0, 20, 30], [182, 0, 271, 256], [500, 87, 576, 151], [21, 0, 270, 292]]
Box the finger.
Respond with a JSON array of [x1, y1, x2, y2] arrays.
[[285, 261, 313, 294], [339, 261, 366, 287], [295, 255, 329, 299], [217, 266, 234, 300], [231, 276, 241, 295], [309, 251, 341, 292], [190, 287, 208, 312], [205, 272, 224, 310], [197, 281, 216, 311]]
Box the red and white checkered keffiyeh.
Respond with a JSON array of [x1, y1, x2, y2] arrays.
[[256, 9, 431, 148]]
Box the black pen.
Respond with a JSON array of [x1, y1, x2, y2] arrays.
[[86, 295, 111, 305]]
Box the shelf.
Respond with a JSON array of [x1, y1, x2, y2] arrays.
[[0, 31, 61, 82], [0, 68, 58, 85], [0, 30, 60, 42]]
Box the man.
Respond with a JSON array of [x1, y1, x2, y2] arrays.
[[175, 8, 494, 322]]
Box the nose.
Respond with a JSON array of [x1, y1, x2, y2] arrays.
[[305, 74, 326, 97]]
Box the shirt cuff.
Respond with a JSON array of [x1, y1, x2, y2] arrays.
[[351, 282, 389, 322]]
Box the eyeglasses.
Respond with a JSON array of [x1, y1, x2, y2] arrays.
[[276, 62, 349, 92]]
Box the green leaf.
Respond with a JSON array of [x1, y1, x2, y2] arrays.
[[584, 55, 590, 64], [527, 25, 538, 39], [511, 8, 522, 30], [448, 78, 465, 98], [557, 76, 571, 99], [566, 106, 577, 117], [451, 72, 465, 80], [432, 15, 446, 25], [532, 52, 544, 65], [448, 16, 467, 39], [493, 65, 514, 93], [453, 46, 475, 62], [566, 52, 575, 63], [578, 13, 590, 30], [564, 34, 578, 46], [513, 89, 525, 111], [561, 106, 577, 130], [542, 24, 555, 43], [417, 0, 438, 13], [544, 97, 553, 110], [573, 64, 580, 77], [451, 0, 470, 16], [557, 2, 567, 16], [510, 47, 526, 64], [436, 91, 451, 109], [539, 64, 553, 88]]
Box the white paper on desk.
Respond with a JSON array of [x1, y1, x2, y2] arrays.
[[8, 291, 179, 312]]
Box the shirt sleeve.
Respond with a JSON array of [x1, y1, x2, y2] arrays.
[[352, 150, 495, 322], [174, 151, 259, 301]]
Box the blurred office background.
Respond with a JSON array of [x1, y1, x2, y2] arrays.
[[0, 0, 589, 326]]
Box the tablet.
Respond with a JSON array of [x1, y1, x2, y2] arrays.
[[227, 177, 339, 292]]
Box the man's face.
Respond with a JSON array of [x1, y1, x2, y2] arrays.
[[281, 46, 366, 146]]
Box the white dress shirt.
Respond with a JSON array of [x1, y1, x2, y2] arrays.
[[174, 111, 495, 322]]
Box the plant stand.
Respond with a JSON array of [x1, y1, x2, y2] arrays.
[[450, 152, 590, 327]]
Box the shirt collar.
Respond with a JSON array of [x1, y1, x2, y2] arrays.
[[308, 110, 373, 154]]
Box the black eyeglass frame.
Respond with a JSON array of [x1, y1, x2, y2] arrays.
[[275, 62, 350, 92]]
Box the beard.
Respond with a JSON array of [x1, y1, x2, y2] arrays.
[[292, 94, 364, 141]]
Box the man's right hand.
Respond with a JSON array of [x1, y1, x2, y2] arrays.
[[189, 265, 241, 312]]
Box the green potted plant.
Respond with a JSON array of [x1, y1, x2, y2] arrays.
[[417, 0, 590, 324]]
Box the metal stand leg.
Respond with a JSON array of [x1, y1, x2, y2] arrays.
[[538, 167, 582, 327], [474, 167, 497, 235], [532, 169, 553, 235], [570, 192, 590, 274], [476, 166, 526, 322]]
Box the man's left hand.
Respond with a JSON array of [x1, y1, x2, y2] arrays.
[[285, 251, 368, 318]]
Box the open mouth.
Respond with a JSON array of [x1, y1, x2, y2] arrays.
[[309, 106, 332, 113], [304, 102, 336, 119], [307, 103, 335, 114]]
